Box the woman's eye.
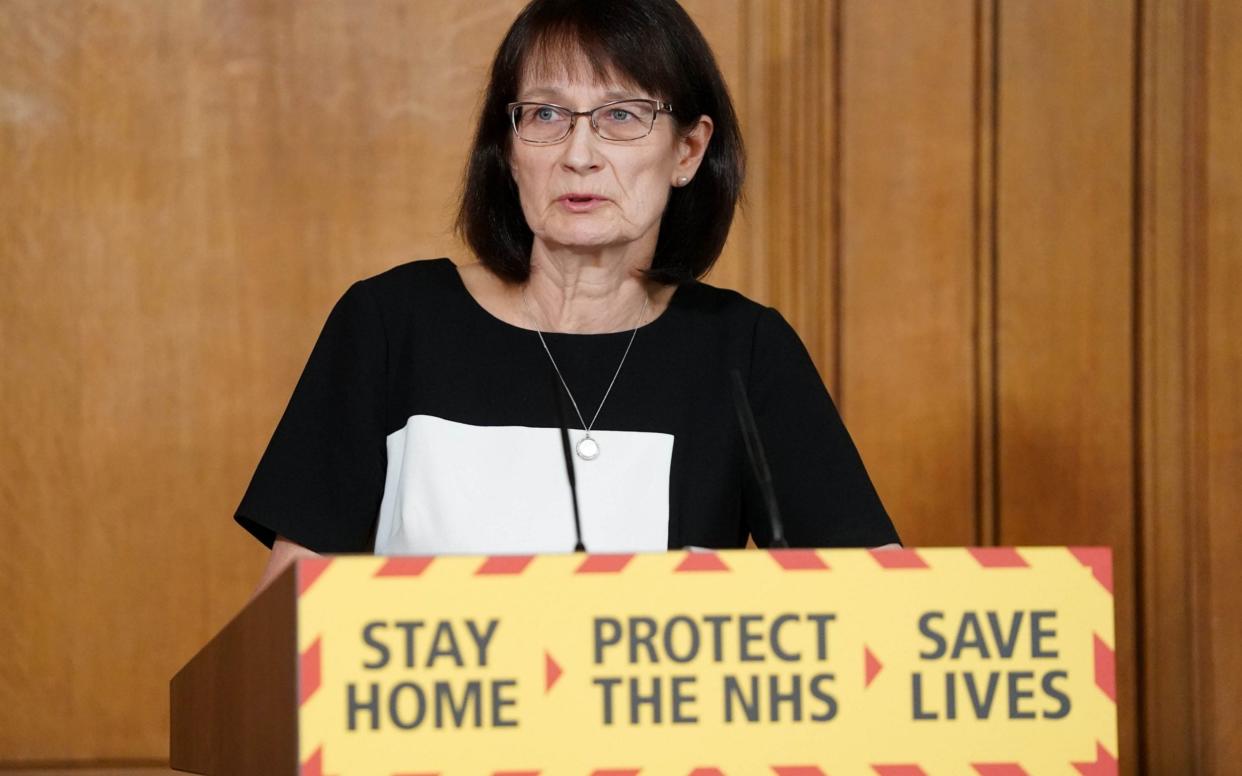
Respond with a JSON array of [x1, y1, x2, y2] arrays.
[[607, 109, 633, 122], [535, 107, 558, 121]]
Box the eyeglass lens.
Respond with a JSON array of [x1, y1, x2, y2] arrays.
[[512, 101, 658, 142]]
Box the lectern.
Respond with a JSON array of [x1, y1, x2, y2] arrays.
[[171, 548, 1118, 775]]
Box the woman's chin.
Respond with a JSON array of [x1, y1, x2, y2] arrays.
[[539, 231, 631, 253]]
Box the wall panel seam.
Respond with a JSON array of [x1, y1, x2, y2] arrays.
[[972, 0, 999, 548], [831, 0, 844, 406], [1130, 1, 1149, 771], [1182, 0, 1212, 768], [987, 0, 1001, 546]]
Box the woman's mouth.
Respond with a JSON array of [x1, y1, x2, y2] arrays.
[[558, 194, 608, 212]]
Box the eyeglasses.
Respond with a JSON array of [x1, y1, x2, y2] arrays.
[[507, 98, 674, 144]]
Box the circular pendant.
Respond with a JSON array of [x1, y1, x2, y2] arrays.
[[575, 435, 600, 461]]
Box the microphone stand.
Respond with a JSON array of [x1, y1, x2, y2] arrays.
[[551, 360, 587, 552], [730, 369, 789, 548]]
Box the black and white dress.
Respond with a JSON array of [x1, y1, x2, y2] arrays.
[[235, 258, 899, 555]]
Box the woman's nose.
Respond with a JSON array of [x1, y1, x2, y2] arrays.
[[559, 116, 603, 173]]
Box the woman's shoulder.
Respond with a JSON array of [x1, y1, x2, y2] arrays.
[[343, 257, 465, 320], [671, 279, 810, 359], [355, 257, 457, 296], [673, 276, 771, 325], [304, 258, 467, 349]]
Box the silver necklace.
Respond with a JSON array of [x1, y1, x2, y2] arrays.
[[521, 288, 649, 461]]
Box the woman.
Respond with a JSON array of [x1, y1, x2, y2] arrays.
[[239, 0, 900, 591]]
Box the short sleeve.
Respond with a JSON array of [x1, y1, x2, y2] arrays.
[[234, 281, 388, 553], [742, 307, 900, 548]]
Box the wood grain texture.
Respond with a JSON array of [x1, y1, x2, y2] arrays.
[[839, 0, 979, 547], [975, 0, 998, 547], [169, 564, 296, 775], [1201, 0, 1242, 769], [995, 0, 1138, 770], [1137, 0, 1200, 770], [0, 764, 177, 769], [0, 0, 743, 762], [677, 0, 748, 293], [728, 0, 837, 386], [0, 0, 526, 760], [3, 0, 1240, 769]]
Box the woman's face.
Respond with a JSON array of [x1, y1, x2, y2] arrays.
[[508, 58, 711, 259]]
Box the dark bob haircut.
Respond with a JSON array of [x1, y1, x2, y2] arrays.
[[456, 0, 745, 285]]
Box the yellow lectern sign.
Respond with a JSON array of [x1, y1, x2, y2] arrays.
[[294, 548, 1116, 776]]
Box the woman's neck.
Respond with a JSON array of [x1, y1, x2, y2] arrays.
[[523, 245, 655, 334], [456, 241, 678, 335]]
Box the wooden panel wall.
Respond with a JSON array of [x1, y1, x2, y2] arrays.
[[995, 0, 1138, 767], [1200, 0, 1242, 769], [1135, 0, 1241, 772], [1, 1, 1238, 772], [1139, 0, 1206, 770], [839, 1, 978, 548], [0, 0, 536, 762]]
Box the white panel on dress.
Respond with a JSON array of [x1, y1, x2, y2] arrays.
[[373, 414, 672, 555]]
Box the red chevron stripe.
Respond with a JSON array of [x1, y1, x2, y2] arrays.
[[576, 553, 634, 573], [772, 767, 827, 776], [375, 556, 434, 577], [769, 549, 830, 570], [297, 557, 333, 596], [1094, 634, 1117, 702], [869, 548, 928, 569], [1072, 742, 1118, 775], [1068, 547, 1114, 594], [972, 765, 1029, 776], [675, 552, 731, 572], [301, 748, 323, 776], [872, 766, 927, 776], [299, 637, 321, 706], [688, 769, 726, 776], [967, 547, 1028, 567], [476, 555, 534, 575]]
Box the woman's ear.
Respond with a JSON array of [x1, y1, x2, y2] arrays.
[[673, 115, 714, 185]]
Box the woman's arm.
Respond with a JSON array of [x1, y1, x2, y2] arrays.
[[744, 307, 901, 548], [234, 280, 389, 555], [249, 535, 321, 602]]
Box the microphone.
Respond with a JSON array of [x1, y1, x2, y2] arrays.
[[550, 362, 587, 552], [729, 369, 789, 548]]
